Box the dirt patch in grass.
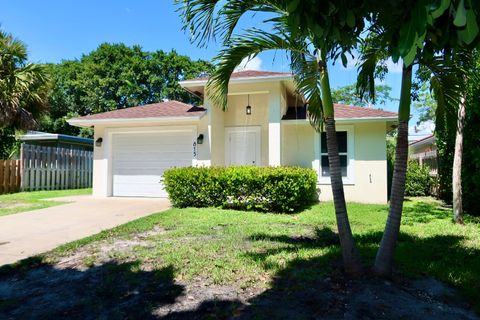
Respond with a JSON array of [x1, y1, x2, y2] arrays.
[[0, 201, 29, 209]]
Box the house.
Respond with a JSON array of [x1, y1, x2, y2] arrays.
[[68, 70, 397, 203], [409, 135, 438, 176], [20, 131, 93, 151]]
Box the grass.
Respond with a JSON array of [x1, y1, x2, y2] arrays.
[[2, 197, 480, 314], [0, 188, 92, 216]]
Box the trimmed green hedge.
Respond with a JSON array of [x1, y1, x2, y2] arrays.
[[162, 166, 318, 213]]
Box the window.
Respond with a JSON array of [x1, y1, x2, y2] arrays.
[[316, 125, 354, 184], [321, 131, 348, 177]]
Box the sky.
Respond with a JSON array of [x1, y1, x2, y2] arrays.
[[0, 0, 432, 138]]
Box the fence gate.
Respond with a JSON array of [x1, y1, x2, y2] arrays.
[[0, 160, 21, 194], [21, 144, 93, 191]]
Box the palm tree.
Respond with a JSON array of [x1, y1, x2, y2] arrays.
[[0, 30, 48, 129], [177, 0, 364, 274], [357, 0, 480, 275]]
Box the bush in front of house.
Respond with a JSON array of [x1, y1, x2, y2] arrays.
[[162, 166, 318, 213], [405, 160, 434, 197]]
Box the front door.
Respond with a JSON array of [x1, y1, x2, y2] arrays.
[[225, 127, 261, 166]]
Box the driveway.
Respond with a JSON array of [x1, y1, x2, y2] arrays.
[[0, 196, 170, 266]]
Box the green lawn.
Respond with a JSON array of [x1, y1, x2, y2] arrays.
[[0, 188, 92, 217], [2, 197, 479, 314]]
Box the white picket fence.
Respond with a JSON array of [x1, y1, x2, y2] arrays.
[[21, 144, 93, 191]]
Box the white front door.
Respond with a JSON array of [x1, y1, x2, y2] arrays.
[[225, 127, 261, 166]]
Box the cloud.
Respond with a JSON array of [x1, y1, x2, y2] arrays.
[[235, 56, 262, 71], [409, 120, 435, 139]]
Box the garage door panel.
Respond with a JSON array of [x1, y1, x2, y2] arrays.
[[112, 130, 194, 197], [113, 144, 193, 153], [114, 150, 193, 159]]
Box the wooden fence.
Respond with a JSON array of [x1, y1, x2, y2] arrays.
[[0, 160, 21, 194], [21, 144, 93, 191]]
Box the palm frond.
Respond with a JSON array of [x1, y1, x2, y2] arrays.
[[207, 28, 307, 110], [216, 0, 279, 45], [290, 50, 324, 131], [176, 0, 222, 47]]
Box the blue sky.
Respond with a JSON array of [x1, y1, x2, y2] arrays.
[[0, 0, 431, 137]]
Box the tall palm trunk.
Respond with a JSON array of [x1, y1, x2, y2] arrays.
[[319, 55, 362, 275], [373, 65, 412, 277], [452, 91, 466, 224]]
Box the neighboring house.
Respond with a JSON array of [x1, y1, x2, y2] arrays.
[[68, 70, 397, 203], [409, 135, 438, 176], [20, 131, 93, 151]]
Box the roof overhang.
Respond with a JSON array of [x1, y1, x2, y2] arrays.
[[281, 116, 398, 125], [179, 74, 294, 88], [20, 132, 93, 144], [68, 114, 206, 128]]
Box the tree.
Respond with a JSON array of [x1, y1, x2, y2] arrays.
[[178, 0, 372, 274], [332, 83, 395, 107], [358, 0, 480, 276], [0, 30, 48, 129], [41, 43, 214, 136], [421, 50, 479, 224]]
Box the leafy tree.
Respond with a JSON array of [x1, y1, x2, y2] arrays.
[[41, 43, 214, 136], [332, 83, 395, 107], [177, 0, 368, 274]]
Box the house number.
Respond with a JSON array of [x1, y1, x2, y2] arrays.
[[193, 141, 197, 159]]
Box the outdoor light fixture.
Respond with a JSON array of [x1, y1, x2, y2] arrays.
[[95, 137, 103, 147], [246, 95, 252, 115], [197, 134, 204, 144]]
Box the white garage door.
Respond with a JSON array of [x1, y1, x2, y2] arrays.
[[112, 130, 193, 197]]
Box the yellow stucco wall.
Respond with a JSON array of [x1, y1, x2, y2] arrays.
[[282, 121, 388, 204], [207, 81, 284, 166]]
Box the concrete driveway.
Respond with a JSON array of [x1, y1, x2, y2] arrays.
[[0, 196, 170, 266]]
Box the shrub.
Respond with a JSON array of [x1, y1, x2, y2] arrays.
[[162, 166, 318, 213], [405, 160, 434, 196]]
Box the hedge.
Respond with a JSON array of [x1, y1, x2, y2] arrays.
[[405, 160, 434, 197], [162, 166, 318, 213]]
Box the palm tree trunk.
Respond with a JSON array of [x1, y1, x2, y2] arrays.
[[318, 54, 362, 275], [452, 92, 466, 224], [373, 65, 412, 277], [325, 117, 362, 274]]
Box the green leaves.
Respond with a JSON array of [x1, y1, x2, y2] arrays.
[[430, 0, 451, 19], [163, 166, 318, 213], [453, 0, 467, 27], [458, 8, 480, 44]]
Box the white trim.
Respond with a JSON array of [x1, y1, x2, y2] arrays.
[[282, 116, 397, 125], [68, 114, 205, 128], [315, 125, 355, 185], [104, 125, 197, 197], [227, 90, 270, 96], [179, 74, 293, 88], [224, 126, 261, 166]]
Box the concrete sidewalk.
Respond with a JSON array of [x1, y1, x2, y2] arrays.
[[0, 196, 170, 266]]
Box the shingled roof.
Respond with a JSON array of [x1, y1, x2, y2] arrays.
[[282, 104, 397, 120], [70, 100, 205, 121]]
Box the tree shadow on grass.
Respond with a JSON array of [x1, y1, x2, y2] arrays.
[[0, 260, 183, 319], [164, 227, 479, 319], [402, 200, 453, 224]]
